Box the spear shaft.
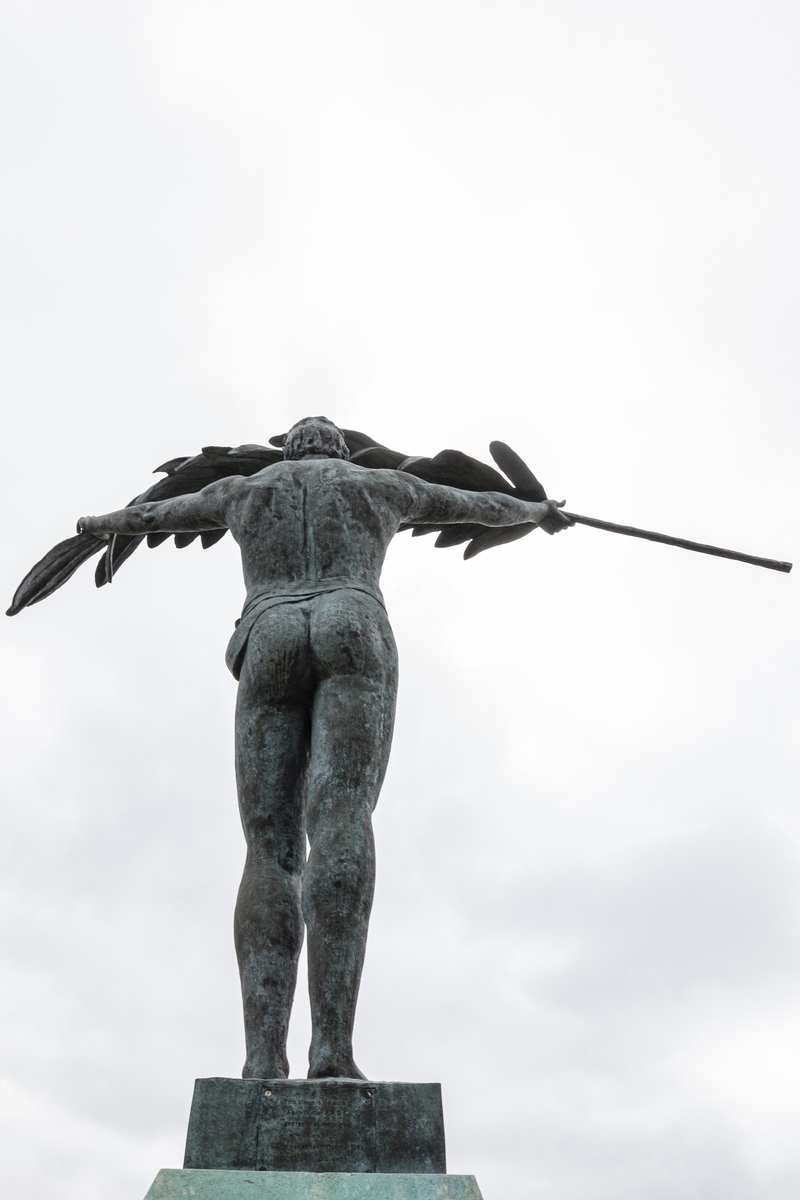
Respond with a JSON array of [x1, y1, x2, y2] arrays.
[[562, 512, 792, 574]]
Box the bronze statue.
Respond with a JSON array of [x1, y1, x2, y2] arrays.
[[8, 417, 573, 1080]]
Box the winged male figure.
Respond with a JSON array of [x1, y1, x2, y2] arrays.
[[67, 416, 572, 1079]]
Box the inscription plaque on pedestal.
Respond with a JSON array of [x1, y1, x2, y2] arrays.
[[184, 1078, 446, 1174]]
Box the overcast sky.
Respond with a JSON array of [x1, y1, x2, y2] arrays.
[[1, 3, 799, 1199]]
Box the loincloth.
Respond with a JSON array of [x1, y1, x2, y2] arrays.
[[225, 580, 386, 680]]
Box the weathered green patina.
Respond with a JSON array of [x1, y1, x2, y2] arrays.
[[73, 417, 570, 1081], [184, 1078, 445, 1173], [145, 1170, 484, 1200]]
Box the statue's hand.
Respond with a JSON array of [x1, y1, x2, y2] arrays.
[[76, 516, 110, 541], [532, 499, 574, 536]]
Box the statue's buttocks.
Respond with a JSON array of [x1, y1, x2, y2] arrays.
[[225, 581, 387, 681]]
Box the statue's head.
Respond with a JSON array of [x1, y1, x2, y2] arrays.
[[283, 416, 349, 461]]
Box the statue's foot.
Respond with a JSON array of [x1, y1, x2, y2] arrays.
[[242, 1052, 289, 1080], [307, 1053, 366, 1080]]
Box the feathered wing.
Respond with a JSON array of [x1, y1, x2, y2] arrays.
[[91, 444, 284, 588], [324, 431, 549, 558], [7, 429, 549, 615], [7, 443, 283, 615], [364, 440, 547, 559]]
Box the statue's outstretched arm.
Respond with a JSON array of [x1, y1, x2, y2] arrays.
[[399, 476, 574, 536], [386, 440, 561, 559], [78, 478, 237, 539]]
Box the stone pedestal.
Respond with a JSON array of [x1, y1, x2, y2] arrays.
[[184, 1079, 446, 1174], [145, 1169, 483, 1199], [143, 1078, 483, 1199]]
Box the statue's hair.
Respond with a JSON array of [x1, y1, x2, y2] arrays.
[[283, 416, 349, 461]]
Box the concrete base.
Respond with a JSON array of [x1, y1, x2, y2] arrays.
[[145, 1170, 483, 1200]]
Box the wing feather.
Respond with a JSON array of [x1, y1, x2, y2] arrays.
[[401, 449, 514, 494], [489, 441, 547, 500], [463, 523, 537, 559], [201, 529, 228, 549], [95, 533, 146, 586], [152, 455, 192, 474], [434, 524, 486, 548], [6, 533, 106, 615], [349, 446, 410, 469]]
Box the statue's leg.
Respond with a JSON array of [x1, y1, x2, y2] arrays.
[[234, 603, 314, 1079], [303, 591, 399, 1079]]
